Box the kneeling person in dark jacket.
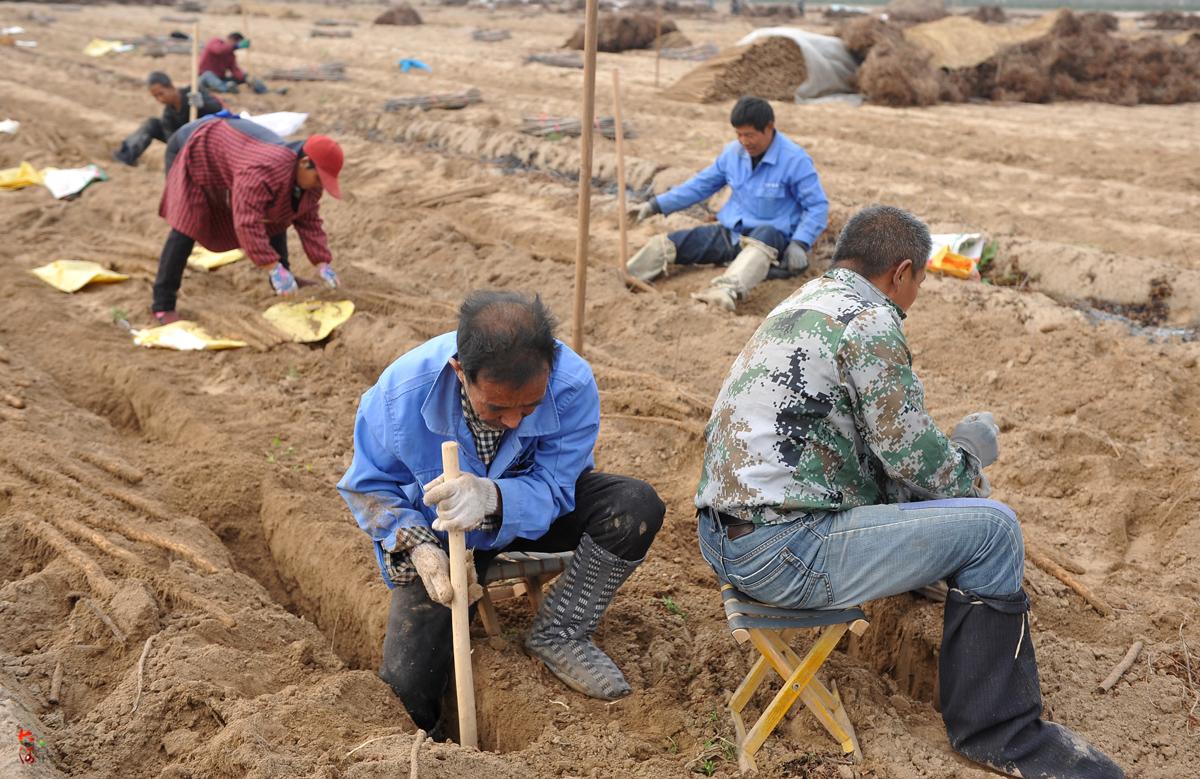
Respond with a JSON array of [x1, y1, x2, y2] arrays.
[[112, 71, 223, 167]]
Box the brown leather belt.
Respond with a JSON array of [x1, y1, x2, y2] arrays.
[[717, 510, 756, 541]]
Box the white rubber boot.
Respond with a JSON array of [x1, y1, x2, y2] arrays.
[[626, 234, 676, 283], [691, 237, 777, 311]]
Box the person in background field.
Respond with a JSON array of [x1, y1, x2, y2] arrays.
[[197, 32, 274, 95], [338, 291, 665, 741], [151, 116, 344, 324], [112, 71, 224, 167], [695, 204, 1123, 779], [627, 95, 828, 311]]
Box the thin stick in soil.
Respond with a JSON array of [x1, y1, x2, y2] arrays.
[[22, 513, 118, 600], [1097, 640, 1143, 693], [131, 634, 155, 714], [1026, 542, 1113, 617]]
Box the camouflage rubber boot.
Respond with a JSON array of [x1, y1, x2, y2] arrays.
[[526, 534, 639, 700], [626, 234, 676, 283]]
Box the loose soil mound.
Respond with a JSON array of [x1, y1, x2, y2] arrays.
[[885, 0, 946, 24], [374, 3, 422, 26], [839, 16, 901, 61], [564, 13, 678, 52], [655, 29, 692, 49], [664, 35, 808, 103]]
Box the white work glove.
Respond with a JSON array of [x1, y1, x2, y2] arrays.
[[187, 90, 205, 110], [423, 472, 499, 533], [315, 262, 340, 288], [630, 198, 660, 225], [409, 542, 483, 606], [782, 241, 809, 273], [951, 411, 1000, 468]]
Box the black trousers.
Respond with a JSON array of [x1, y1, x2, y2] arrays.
[[152, 230, 290, 313], [379, 470, 664, 735], [114, 117, 170, 165]]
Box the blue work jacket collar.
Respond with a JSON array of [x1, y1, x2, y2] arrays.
[[419, 358, 562, 441], [738, 130, 784, 170]]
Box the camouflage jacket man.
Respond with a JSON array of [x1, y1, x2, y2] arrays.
[[695, 266, 984, 525]]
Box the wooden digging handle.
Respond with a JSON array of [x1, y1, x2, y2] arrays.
[[440, 441, 478, 749], [189, 22, 199, 122]]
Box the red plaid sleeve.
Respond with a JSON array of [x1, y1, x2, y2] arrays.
[[231, 176, 282, 267], [293, 198, 333, 266]]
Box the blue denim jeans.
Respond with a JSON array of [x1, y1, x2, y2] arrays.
[[697, 498, 1025, 609]]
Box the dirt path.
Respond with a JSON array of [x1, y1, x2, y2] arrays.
[[1, 2, 1198, 777]]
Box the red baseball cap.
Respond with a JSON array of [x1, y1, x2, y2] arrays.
[[302, 135, 343, 199]]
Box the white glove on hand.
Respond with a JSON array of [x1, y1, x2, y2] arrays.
[[951, 411, 1000, 468], [630, 198, 660, 225], [409, 542, 483, 606], [187, 91, 205, 110], [782, 241, 809, 273], [423, 472, 499, 533]]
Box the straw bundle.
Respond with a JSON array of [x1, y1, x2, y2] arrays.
[[525, 52, 584, 69], [519, 115, 637, 140], [384, 88, 483, 112], [262, 62, 348, 81]]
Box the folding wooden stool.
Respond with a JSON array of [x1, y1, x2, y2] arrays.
[[720, 584, 870, 772], [477, 551, 573, 636]]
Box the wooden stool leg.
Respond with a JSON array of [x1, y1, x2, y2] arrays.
[[478, 588, 502, 637], [764, 629, 860, 757]]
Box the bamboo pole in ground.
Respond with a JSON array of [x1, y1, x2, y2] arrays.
[[611, 71, 655, 294], [571, 0, 600, 355], [441, 441, 477, 749], [190, 22, 199, 122], [654, 5, 662, 88], [242, 8, 250, 71]]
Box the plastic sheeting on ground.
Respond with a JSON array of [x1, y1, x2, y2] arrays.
[[737, 27, 858, 100], [262, 299, 355, 342], [928, 233, 985, 280], [187, 246, 245, 271], [41, 165, 106, 199], [0, 161, 41, 190], [132, 321, 248, 351], [30, 260, 129, 293], [0, 119, 19, 134]]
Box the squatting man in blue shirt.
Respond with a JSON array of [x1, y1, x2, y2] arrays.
[[627, 95, 829, 311], [338, 291, 665, 739]]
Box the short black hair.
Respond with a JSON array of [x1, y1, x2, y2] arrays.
[[730, 96, 774, 131], [228, 31, 245, 42], [456, 291, 558, 386], [832, 205, 932, 278], [147, 71, 173, 88]]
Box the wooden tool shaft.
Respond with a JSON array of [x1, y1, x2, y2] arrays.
[[190, 23, 199, 122], [440, 441, 478, 749], [572, 0, 600, 355], [655, 6, 662, 88], [612, 70, 629, 270]]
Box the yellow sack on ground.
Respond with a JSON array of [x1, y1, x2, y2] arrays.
[[30, 259, 129, 293], [132, 321, 248, 351], [83, 38, 130, 57], [263, 300, 355, 343], [187, 247, 245, 271], [0, 161, 42, 190]]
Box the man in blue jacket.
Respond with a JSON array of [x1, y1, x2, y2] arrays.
[[338, 290, 665, 739], [627, 96, 828, 311]]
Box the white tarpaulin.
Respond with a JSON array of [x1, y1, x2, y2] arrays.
[[238, 111, 308, 138], [737, 27, 858, 101]]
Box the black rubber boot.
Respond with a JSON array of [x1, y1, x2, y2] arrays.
[[940, 588, 1124, 778], [112, 129, 152, 166]]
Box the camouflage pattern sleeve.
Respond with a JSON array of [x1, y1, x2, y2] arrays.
[[838, 307, 981, 498]]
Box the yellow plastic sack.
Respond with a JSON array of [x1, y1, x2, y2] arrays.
[[263, 300, 355, 343], [927, 246, 978, 280], [83, 39, 128, 57], [187, 247, 245, 271], [30, 260, 129, 293], [132, 321, 248, 351], [0, 161, 42, 190]]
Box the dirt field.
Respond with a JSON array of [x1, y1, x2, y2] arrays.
[[2, 2, 1199, 777]]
